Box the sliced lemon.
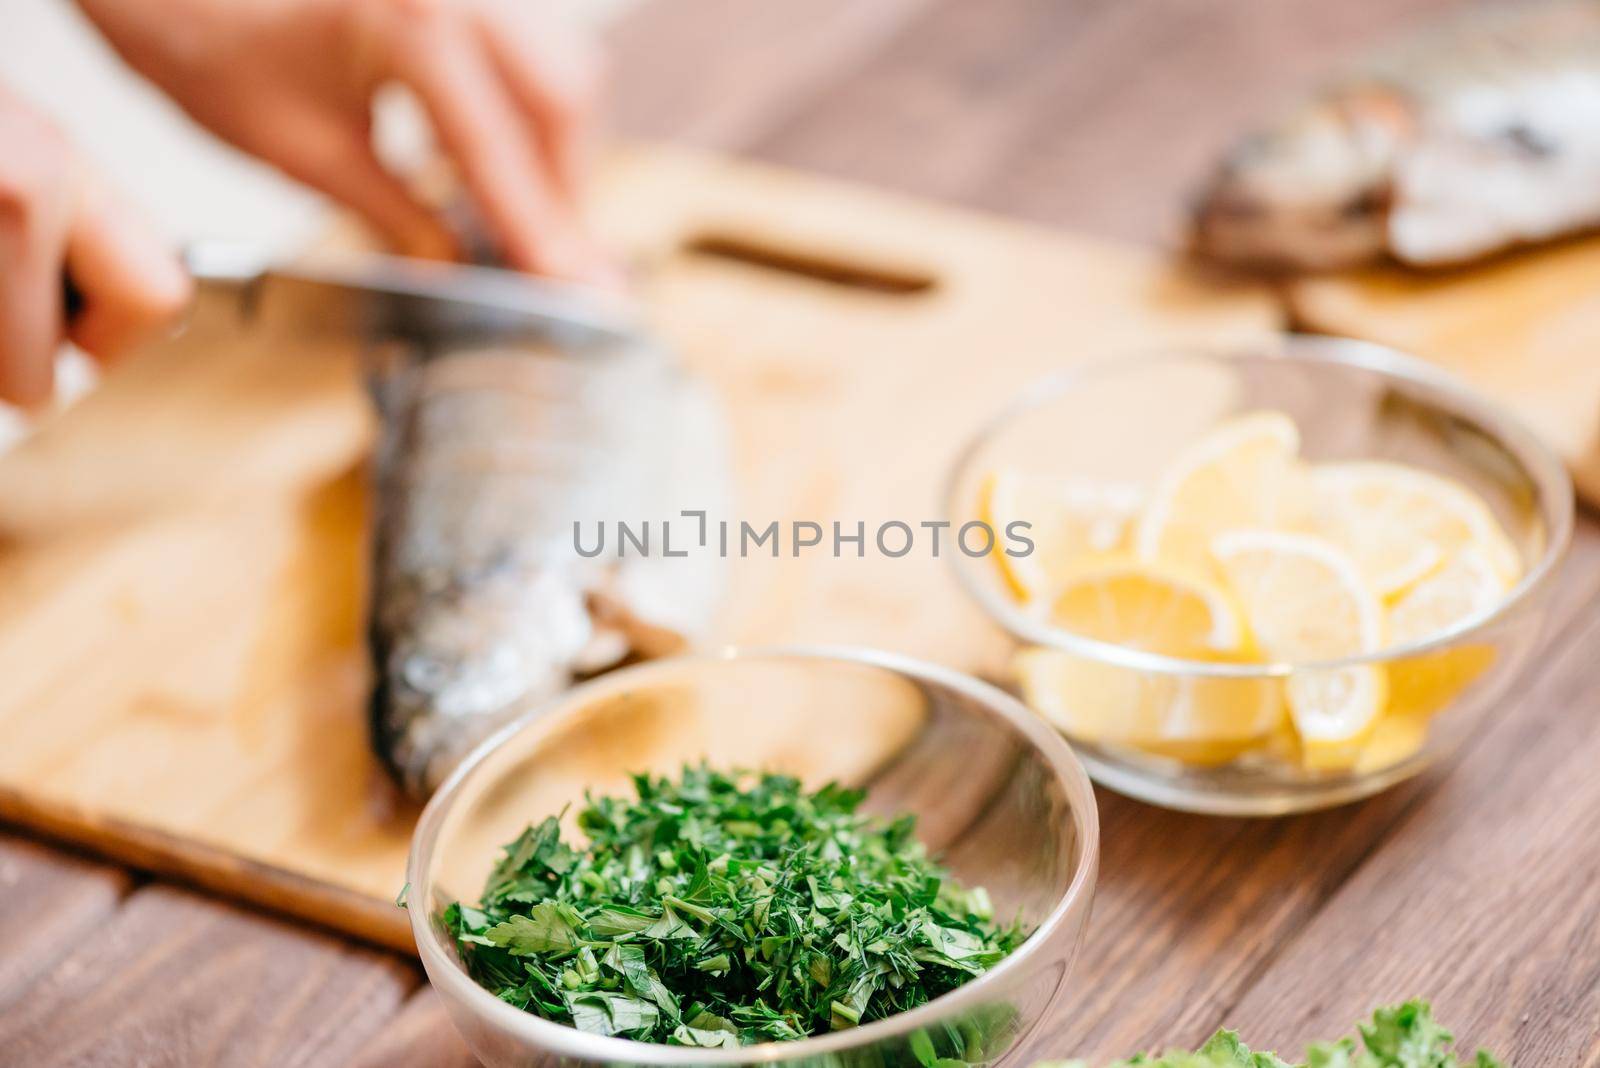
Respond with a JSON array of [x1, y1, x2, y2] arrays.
[[1305, 466, 1442, 596], [1308, 462, 1521, 592], [1387, 546, 1510, 645], [1134, 411, 1307, 573], [1378, 546, 1507, 726], [1387, 645, 1497, 721], [1014, 647, 1283, 749], [1049, 554, 1246, 655], [1288, 666, 1389, 770], [1211, 530, 1383, 659], [1212, 530, 1386, 763], [980, 471, 1143, 605]]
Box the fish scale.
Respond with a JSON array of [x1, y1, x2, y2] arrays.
[[370, 340, 729, 799]]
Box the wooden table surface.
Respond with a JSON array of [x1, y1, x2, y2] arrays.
[[5, 0, 1599, 1064]]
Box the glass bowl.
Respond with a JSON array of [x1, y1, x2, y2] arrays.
[[407, 645, 1099, 1068], [945, 336, 1573, 816]]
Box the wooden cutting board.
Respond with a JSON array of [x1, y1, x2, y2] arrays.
[[1287, 236, 1600, 505], [0, 145, 1276, 950]]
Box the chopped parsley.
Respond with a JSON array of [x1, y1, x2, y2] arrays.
[[442, 765, 1028, 1046], [1036, 1001, 1505, 1067]]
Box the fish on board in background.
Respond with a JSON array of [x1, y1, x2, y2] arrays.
[[1192, 0, 1600, 272], [368, 337, 729, 799]]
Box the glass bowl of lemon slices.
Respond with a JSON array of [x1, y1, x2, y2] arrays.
[[946, 336, 1572, 815]]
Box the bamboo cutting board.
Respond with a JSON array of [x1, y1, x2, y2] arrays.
[[1287, 236, 1600, 505], [0, 145, 1276, 950]]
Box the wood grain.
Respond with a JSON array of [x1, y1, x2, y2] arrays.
[[606, 0, 941, 150], [0, 833, 132, 1008], [720, 0, 1463, 246], [347, 989, 476, 1068], [0, 884, 416, 1067], [1017, 786, 1421, 1061]]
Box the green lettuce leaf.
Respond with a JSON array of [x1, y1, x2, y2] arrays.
[[1033, 1002, 1505, 1068]]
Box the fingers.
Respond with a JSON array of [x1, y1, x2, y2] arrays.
[[390, 13, 578, 277], [64, 176, 192, 359], [0, 222, 67, 410], [0, 101, 76, 408], [0, 91, 188, 408], [379, 3, 616, 284], [246, 104, 458, 262], [475, 1, 605, 204]]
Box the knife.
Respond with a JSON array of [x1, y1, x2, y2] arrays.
[[182, 240, 649, 356]]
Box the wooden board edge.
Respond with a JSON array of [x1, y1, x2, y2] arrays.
[[0, 787, 413, 954], [1284, 268, 1600, 511]]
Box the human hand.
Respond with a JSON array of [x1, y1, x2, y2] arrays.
[[80, 0, 616, 284], [0, 84, 191, 408]]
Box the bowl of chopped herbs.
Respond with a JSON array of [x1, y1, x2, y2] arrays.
[[406, 646, 1099, 1068]]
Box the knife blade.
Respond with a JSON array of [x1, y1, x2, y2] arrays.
[[183, 240, 648, 356]]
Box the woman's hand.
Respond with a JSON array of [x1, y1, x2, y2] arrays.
[[0, 85, 191, 407], [79, 0, 615, 283]]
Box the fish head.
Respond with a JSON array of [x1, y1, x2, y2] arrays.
[[1192, 85, 1417, 272]]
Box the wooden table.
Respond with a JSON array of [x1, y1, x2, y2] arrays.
[[4, 0, 1598, 1063]]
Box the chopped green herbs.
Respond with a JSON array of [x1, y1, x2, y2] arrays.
[[442, 765, 1027, 1046], [1035, 1001, 1505, 1068]]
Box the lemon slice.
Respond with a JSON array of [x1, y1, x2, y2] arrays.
[[980, 472, 1143, 605], [1049, 554, 1246, 655], [1014, 647, 1283, 748], [1308, 462, 1521, 592], [1211, 530, 1382, 659], [1212, 530, 1386, 764], [1306, 467, 1442, 596], [1382, 546, 1506, 723], [1287, 666, 1389, 770], [1387, 546, 1509, 645], [1134, 411, 1306, 573], [1387, 645, 1496, 721]]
